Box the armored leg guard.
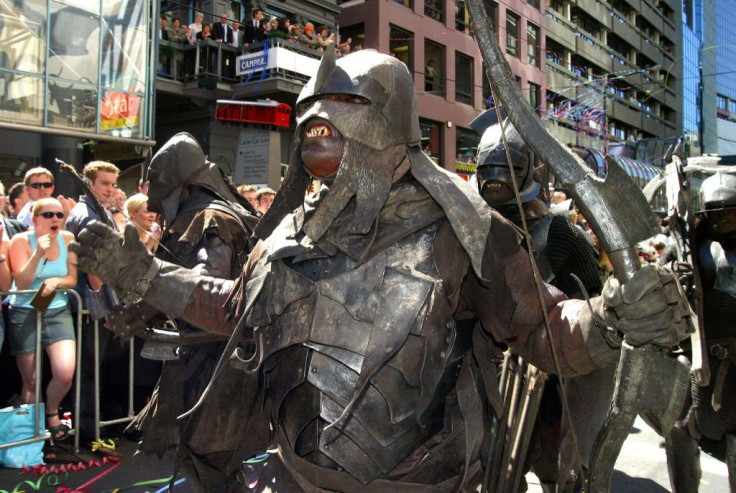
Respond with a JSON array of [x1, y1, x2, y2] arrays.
[[665, 426, 701, 493], [726, 433, 736, 492]]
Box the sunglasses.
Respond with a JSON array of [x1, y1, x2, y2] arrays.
[[38, 211, 64, 219], [29, 182, 54, 189]]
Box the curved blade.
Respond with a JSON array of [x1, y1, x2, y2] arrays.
[[465, 4, 679, 492]]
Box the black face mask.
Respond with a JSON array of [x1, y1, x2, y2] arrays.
[[701, 208, 736, 244]]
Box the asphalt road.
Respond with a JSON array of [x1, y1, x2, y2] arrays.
[[526, 417, 730, 492], [1, 417, 729, 491]]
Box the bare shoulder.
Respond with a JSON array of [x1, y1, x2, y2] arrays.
[[61, 230, 76, 245], [9, 231, 31, 248]]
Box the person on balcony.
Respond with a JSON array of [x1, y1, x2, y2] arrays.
[[243, 8, 265, 47], [231, 21, 242, 48], [212, 13, 233, 45], [299, 23, 319, 50], [158, 17, 169, 41], [314, 26, 335, 52], [167, 17, 187, 44], [186, 12, 204, 46]]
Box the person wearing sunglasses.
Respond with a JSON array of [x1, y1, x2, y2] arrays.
[[16, 167, 55, 228], [7, 197, 78, 459]]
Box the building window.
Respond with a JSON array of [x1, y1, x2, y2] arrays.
[[390, 25, 413, 73], [456, 0, 470, 34], [455, 51, 473, 105], [484, 0, 498, 32], [527, 0, 539, 9], [528, 82, 540, 112], [391, 0, 413, 8], [506, 12, 520, 57], [730, 99, 736, 114], [420, 118, 442, 163], [549, 0, 565, 14], [424, 41, 445, 96], [482, 62, 492, 108], [717, 95, 727, 110], [425, 0, 443, 23], [0, 0, 150, 137], [527, 23, 539, 67], [339, 24, 365, 52], [455, 127, 480, 176]]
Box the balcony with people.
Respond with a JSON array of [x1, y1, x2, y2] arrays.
[[155, 22, 350, 97]]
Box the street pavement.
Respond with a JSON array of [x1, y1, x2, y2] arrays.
[[0, 416, 729, 491], [526, 417, 729, 492]]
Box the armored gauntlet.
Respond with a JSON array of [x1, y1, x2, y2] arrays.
[[71, 221, 156, 297], [71, 220, 223, 323], [591, 264, 693, 348]]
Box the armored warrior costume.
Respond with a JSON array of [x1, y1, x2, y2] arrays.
[[109, 133, 256, 489], [474, 118, 612, 491], [665, 172, 736, 492], [71, 47, 691, 492]]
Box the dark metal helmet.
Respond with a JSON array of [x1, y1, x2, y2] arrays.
[[295, 47, 421, 150], [698, 172, 736, 214], [256, 45, 420, 242], [146, 132, 250, 223], [696, 172, 736, 243], [474, 119, 538, 205]]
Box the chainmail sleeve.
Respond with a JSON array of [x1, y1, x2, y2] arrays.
[[546, 215, 603, 298]]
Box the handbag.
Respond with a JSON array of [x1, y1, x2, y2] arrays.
[[85, 285, 121, 320], [0, 403, 45, 468]]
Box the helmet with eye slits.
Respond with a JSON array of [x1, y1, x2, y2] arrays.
[[474, 119, 538, 205], [697, 172, 736, 214], [295, 47, 421, 151], [256, 45, 422, 242]]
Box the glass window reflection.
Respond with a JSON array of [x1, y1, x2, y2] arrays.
[[0, 0, 150, 140]]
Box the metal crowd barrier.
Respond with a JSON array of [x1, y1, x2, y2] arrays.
[[0, 288, 138, 453], [92, 317, 135, 443], [0, 288, 83, 453]]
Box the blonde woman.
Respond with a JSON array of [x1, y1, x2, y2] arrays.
[[125, 193, 160, 253], [112, 188, 128, 230], [187, 12, 204, 45], [7, 198, 78, 444]]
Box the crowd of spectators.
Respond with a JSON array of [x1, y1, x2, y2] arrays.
[[236, 184, 275, 217], [0, 163, 164, 462], [159, 10, 354, 56], [0, 164, 279, 463], [157, 9, 357, 79]]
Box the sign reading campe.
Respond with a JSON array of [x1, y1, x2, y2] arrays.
[[236, 47, 320, 78], [100, 90, 140, 131], [237, 53, 268, 76]]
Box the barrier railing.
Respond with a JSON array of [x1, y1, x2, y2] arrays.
[[0, 287, 139, 454], [93, 317, 135, 442], [0, 288, 83, 453]]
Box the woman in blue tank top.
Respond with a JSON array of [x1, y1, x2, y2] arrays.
[[7, 198, 78, 444]]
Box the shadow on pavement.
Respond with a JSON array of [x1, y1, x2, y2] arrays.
[[612, 470, 670, 492]]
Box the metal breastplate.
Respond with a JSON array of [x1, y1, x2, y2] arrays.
[[242, 221, 471, 485], [700, 241, 736, 346]]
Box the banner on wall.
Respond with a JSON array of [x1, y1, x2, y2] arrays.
[[100, 90, 140, 131]]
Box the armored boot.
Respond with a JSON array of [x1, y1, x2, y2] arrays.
[[540, 481, 557, 493], [726, 433, 736, 492], [665, 426, 701, 493]]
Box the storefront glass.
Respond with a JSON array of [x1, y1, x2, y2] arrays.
[[0, 0, 151, 140]]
